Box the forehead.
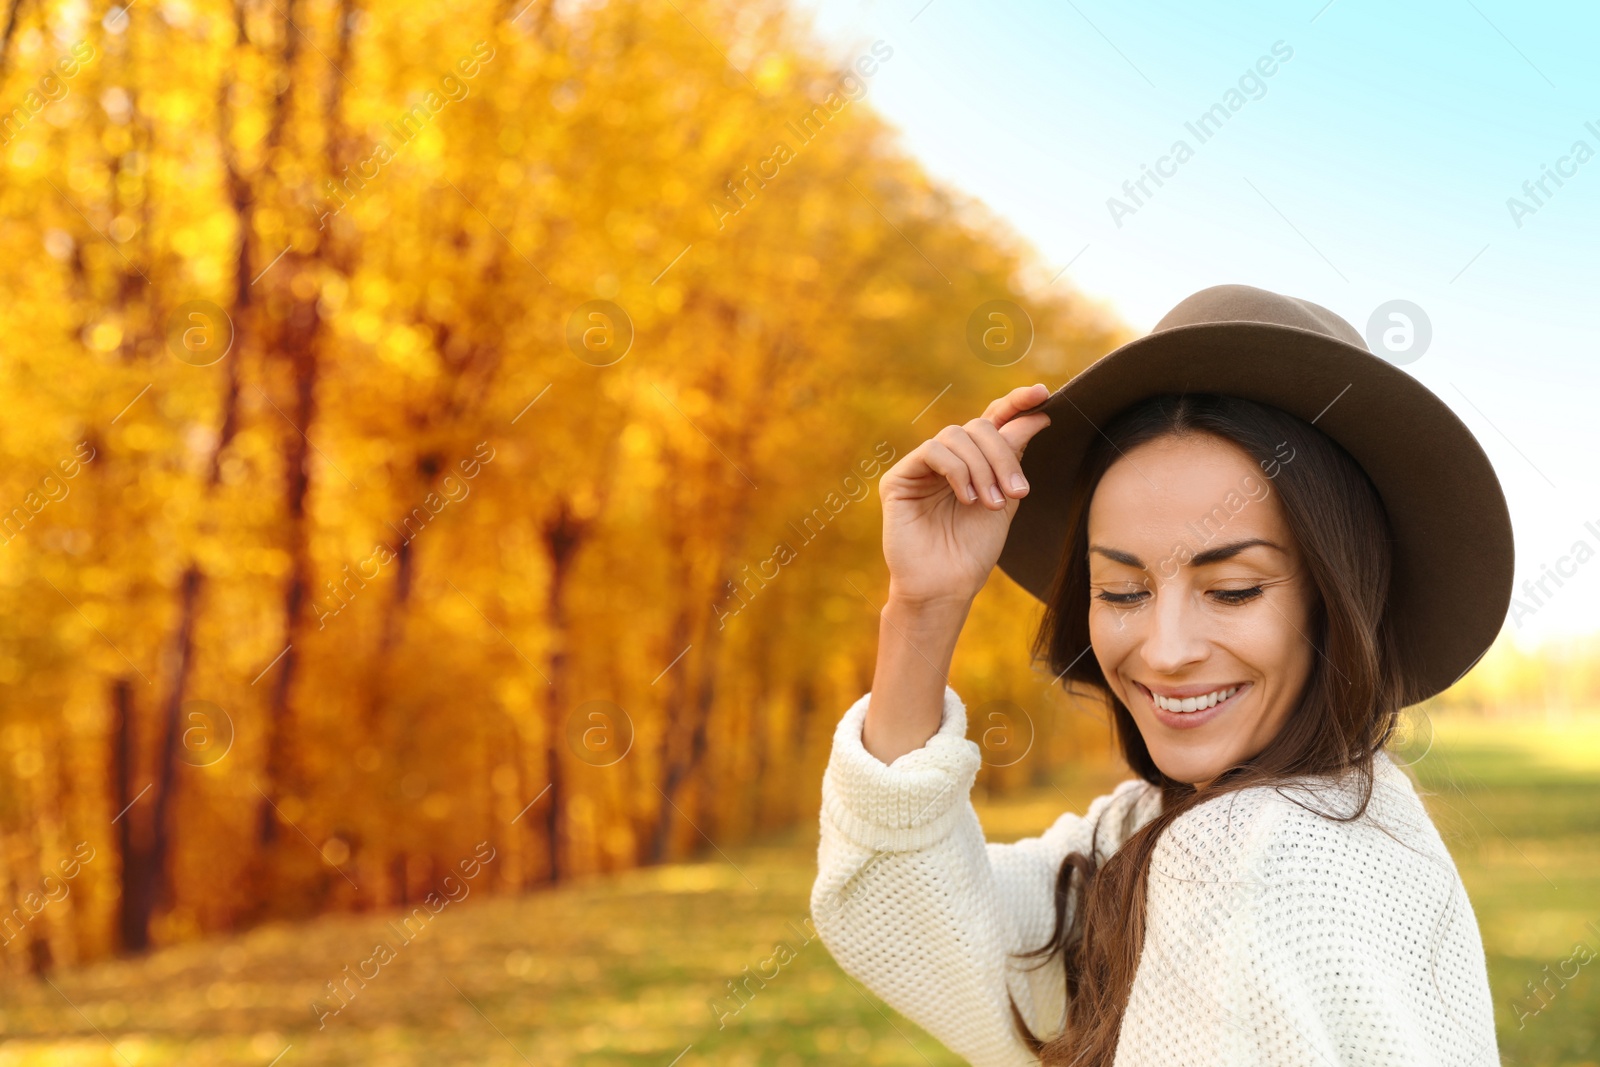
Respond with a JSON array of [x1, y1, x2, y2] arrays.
[[1087, 433, 1290, 546]]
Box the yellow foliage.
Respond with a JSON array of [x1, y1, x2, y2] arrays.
[[0, 0, 1125, 979]]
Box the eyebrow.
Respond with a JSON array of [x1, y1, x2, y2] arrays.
[[1089, 538, 1284, 570]]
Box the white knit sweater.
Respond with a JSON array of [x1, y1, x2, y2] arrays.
[[810, 685, 1501, 1066]]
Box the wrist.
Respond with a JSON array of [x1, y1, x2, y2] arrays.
[[880, 592, 971, 662], [884, 584, 974, 623]]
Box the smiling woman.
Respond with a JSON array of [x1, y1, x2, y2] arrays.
[[1083, 426, 1320, 791], [810, 284, 1515, 1067]]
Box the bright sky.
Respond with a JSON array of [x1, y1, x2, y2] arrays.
[[796, 0, 1600, 647]]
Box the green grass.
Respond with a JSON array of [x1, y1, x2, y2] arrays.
[[0, 720, 1595, 1066], [1398, 715, 1600, 1067]]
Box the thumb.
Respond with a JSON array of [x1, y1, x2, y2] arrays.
[[999, 410, 1053, 457]]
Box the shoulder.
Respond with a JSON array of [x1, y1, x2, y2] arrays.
[[1081, 775, 1162, 828], [1028, 776, 1162, 864], [1152, 750, 1449, 893], [1137, 751, 1477, 1017], [1147, 751, 1466, 946], [1130, 754, 1499, 1064]]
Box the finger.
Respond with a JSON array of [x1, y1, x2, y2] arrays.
[[980, 382, 1051, 428], [919, 438, 980, 504], [937, 424, 1006, 509], [996, 409, 1054, 458], [965, 417, 1032, 499]]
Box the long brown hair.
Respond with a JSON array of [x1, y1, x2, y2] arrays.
[[1005, 392, 1428, 1065]]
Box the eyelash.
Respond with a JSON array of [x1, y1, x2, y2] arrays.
[[1094, 586, 1264, 606]]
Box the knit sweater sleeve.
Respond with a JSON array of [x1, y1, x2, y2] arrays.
[[809, 685, 1159, 1067]]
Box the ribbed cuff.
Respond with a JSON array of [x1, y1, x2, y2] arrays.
[[821, 685, 982, 852]]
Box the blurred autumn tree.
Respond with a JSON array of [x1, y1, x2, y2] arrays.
[[0, 0, 1125, 972]]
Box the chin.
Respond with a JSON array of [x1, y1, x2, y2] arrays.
[[1141, 738, 1237, 787], [1150, 755, 1219, 786]]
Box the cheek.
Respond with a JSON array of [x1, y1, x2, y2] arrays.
[[1224, 627, 1283, 685], [1277, 630, 1317, 691], [1087, 602, 1129, 647], [1229, 607, 1314, 703], [1087, 604, 1140, 684], [1255, 590, 1317, 674]]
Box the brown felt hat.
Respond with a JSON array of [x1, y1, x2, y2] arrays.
[[997, 283, 1514, 704]]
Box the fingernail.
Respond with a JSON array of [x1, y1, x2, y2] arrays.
[[966, 483, 977, 502], [1011, 474, 1028, 493], [988, 485, 1004, 505]]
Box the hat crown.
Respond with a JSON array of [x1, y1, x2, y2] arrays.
[[1152, 283, 1369, 352]]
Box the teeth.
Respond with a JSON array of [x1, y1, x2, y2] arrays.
[[1151, 685, 1239, 713]]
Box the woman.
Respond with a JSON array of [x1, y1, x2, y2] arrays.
[[810, 285, 1512, 1066]]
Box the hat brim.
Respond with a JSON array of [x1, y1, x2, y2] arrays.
[[997, 320, 1514, 704]]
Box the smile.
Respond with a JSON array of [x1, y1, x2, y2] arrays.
[[1134, 681, 1252, 730], [1150, 685, 1239, 713]]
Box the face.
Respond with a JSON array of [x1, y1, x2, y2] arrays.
[[1085, 433, 1317, 789]]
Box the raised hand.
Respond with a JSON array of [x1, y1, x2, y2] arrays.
[[861, 383, 1054, 763], [878, 383, 1053, 609]]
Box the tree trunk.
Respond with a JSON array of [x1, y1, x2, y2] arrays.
[[254, 0, 357, 866], [141, 566, 200, 916], [537, 498, 588, 883], [644, 433, 764, 860], [112, 678, 151, 953], [361, 466, 420, 908], [645, 597, 696, 865], [526, 407, 626, 886], [256, 308, 320, 850]]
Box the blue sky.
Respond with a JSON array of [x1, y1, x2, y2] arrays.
[[796, 0, 1600, 646]]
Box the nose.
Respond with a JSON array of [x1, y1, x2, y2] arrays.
[[1140, 584, 1209, 676]]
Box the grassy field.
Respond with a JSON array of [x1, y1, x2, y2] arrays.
[[0, 715, 1596, 1066]]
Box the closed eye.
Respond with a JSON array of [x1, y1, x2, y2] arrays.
[[1093, 586, 1264, 606]]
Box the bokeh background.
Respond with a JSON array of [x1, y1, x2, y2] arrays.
[[0, 0, 1596, 1063]]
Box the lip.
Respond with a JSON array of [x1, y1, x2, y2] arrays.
[[1135, 680, 1251, 731]]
